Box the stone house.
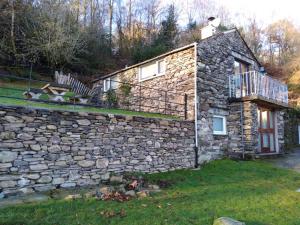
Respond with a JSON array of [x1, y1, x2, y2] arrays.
[[93, 21, 289, 161]]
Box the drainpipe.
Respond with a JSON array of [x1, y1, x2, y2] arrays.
[[194, 42, 199, 168], [240, 102, 245, 159]]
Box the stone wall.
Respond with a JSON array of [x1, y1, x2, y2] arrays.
[[195, 30, 286, 159], [284, 108, 300, 150], [228, 101, 259, 154], [0, 106, 195, 196], [196, 30, 260, 162], [93, 46, 196, 120]]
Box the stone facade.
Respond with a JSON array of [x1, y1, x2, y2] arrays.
[[92, 29, 287, 161], [0, 29, 288, 196], [0, 106, 195, 196], [196, 30, 286, 160], [93, 45, 196, 120], [284, 109, 300, 150]]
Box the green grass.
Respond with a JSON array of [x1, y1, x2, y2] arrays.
[[1, 160, 300, 225], [0, 81, 176, 119]]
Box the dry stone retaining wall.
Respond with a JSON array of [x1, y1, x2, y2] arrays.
[[0, 105, 195, 196]]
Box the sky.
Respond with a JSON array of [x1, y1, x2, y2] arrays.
[[166, 0, 300, 28], [217, 0, 300, 27]]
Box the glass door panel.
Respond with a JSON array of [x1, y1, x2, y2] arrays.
[[262, 133, 269, 148], [258, 107, 276, 153], [261, 110, 268, 129], [269, 111, 274, 128], [270, 134, 275, 152]]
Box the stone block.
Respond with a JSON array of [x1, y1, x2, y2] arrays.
[[213, 217, 245, 225], [0, 151, 18, 163], [38, 176, 52, 183], [96, 158, 109, 169], [110, 175, 123, 183], [78, 160, 95, 168], [26, 174, 40, 180], [0, 180, 17, 188], [76, 119, 91, 126], [0, 163, 12, 169], [52, 177, 65, 185], [30, 144, 41, 151], [17, 133, 33, 140], [47, 125, 57, 130], [30, 164, 48, 171], [0, 131, 16, 139], [60, 182, 76, 188]]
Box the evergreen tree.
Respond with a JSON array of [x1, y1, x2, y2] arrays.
[[155, 4, 178, 50]]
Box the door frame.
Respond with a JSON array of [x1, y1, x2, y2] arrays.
[[258, 106, 277, 153], [298, 124, 300, 145]]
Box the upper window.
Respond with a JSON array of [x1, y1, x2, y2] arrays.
[[213, 115, 227, 135], [139, 60, 166, 82], [157, 60, 166, 75], [103, 75, 119, 92], [234, 60, 249, 75]]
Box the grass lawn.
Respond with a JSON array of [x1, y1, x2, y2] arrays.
[[0, 81, 176, 119], [1, 160, 300, 225]]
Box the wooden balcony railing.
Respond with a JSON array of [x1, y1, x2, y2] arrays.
[[229, 71, 288, 104]]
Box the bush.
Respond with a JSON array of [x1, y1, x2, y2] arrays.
[[106, 89, 118, 108]]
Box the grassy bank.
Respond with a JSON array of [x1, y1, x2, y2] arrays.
[[0, 81, 176, 119], [1, 160, 300, 225]]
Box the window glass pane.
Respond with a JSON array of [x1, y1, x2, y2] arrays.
[[213, 117, 224, 132], [269, 111, 274, 128], [158, 60, 165, 74], [241, 63, 249, 73], [261, 110, 268, 129], [110, 76, 119, 90], [234, 61, 240, 74], [263, 133, 269, 148], [270, 134, 274, 152], [258, 109, 261, 128], [234, 60, 249, 74], [140, 62, 156, 80], [104, 79, 110, 91]]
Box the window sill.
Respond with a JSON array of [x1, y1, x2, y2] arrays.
[[213, 132, 227, 136], [139, 73, 165, 82]]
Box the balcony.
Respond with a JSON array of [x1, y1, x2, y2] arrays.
[[229, 71, 288, 107]]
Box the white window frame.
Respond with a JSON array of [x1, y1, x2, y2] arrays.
[[156, 59, 166, 76], [138, 59, 166, 82], [213, 115, 227, 135], [103, 78, 111, 92], [103, 76, 119, 92]]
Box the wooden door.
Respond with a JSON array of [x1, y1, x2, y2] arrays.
[[258, 107, 276, 153]]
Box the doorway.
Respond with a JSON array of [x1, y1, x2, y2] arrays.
[[258, 107, 276, 153]]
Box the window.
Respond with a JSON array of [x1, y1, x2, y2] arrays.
[[157, 60, 165, 75], [234, 60, 249, 75], [103, 75, 119, 92], [213, 115, 227, 135], [139, 59, 165, 81]]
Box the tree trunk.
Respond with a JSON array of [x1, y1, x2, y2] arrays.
[[10, 0, 16, 59], [108, 0, 114, 51]]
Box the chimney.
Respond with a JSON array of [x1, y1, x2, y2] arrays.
[[201, 17, 221, 39]]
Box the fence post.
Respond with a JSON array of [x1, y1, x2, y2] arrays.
[[184, 94, 188, 120], [164, 91, 167, 115], [139, 84, 141, 112]]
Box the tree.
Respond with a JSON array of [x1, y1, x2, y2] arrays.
[[156, 4, 178, 50], [240, 18, 263, 58], [264, 19, 300, 66]]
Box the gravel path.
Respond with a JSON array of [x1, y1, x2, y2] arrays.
[[266, 147, 300, 172]]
